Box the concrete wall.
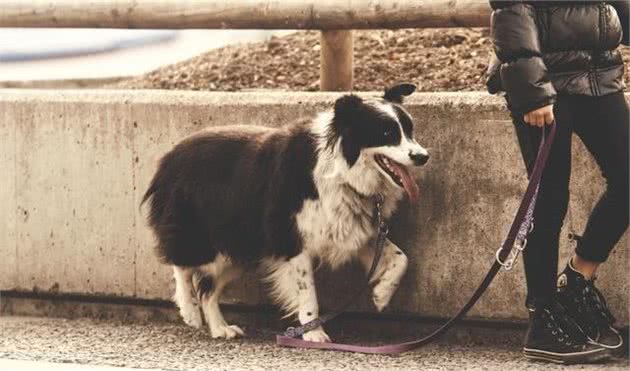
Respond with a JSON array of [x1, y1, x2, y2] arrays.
[[0, 89, 627, 323]]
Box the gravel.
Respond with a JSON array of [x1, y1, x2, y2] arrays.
[[1, 316, 628, 371], [113, 29, 630, 92]]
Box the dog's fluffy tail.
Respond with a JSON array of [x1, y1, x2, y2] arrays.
[[140, 177, 157, 208]]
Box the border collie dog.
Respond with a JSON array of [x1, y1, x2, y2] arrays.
[[142, 84, 429, 342]]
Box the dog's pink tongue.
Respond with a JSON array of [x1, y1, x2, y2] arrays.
[[391, 163, 420, 202]]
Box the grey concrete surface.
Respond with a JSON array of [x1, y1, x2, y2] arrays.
[[0, 102, 17, 292], [1, 359, 158, 371], [1, 316, 628, 371], [0, 295, 531, 347], [0, 89, 627, 324]]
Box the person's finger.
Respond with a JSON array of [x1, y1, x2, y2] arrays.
[[531, 116, 540, 127], [524, 113, 531, 124], [545, 112, 555, 125], [535, 115, 544, 127]]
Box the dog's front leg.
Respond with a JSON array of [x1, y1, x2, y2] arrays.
[[266, 252, 331, 342], [359, 239, 408, 312], [295, 258, 331, 343]]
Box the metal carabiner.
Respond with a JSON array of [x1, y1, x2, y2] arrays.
[[495, 247, 512, 269], [506, 250, 520, 270], [284, 326, 302, 338], [496, 241, 524, 271], [514, 238, 528, 252]]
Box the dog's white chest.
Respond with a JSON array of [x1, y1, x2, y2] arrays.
[[295, 194, 376, 268]]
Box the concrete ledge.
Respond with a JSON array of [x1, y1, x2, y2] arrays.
[[0, 77, 128, 89], [0, 89, 627, 324]]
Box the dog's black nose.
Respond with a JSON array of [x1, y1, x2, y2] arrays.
[[409, 152, 429, 166]]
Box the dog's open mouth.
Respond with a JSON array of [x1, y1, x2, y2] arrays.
[[374, 154, 420, 202]]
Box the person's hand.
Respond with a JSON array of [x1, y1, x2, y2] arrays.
[[524, 105, 554, 127]]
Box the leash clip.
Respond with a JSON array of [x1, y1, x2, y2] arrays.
[[379, 222, 389, 236], [495, 238, 528, 271], [495, 248, 515, 271], [284, 326, 303, 338], [514, 238, 528, 251], [284, 316, 324, 338], [374, 194, 389, 236]]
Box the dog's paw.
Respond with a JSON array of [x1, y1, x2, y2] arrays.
[[372, 253, 408, 312], [302, 327, 331, 343], [210, 324, 245, 339], [179, 306, 204, 329], [372, 281, 397, 312]]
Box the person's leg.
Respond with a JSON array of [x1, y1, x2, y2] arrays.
[[512, 96, 573, 307], [571, 255, 599, 280], [571, 92, 629, 268], [512, 97, 609, 363], [556, 92, 629, 349]]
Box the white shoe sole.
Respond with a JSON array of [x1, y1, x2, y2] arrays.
[[523, 346, 609, 364]]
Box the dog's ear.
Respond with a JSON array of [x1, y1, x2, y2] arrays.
[[341, 136, 361, 167], [333, 94, 363, 125], [383, 83, 416, 104], [332, 94, 363, 167]]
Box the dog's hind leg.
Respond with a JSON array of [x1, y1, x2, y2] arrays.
[[196, 254, 244, 339], [263, 253, 330, 343], [358, 239, 408, 312], [173, 266, 204, 328]]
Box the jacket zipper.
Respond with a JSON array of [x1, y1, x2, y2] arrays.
[[599, 3, 607, 48]]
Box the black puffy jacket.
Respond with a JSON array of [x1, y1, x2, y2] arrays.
[[487, 1, 629, 114]]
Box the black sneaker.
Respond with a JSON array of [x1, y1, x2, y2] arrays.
[[523, 301, 610, 364], [557, 262, 623, 349]]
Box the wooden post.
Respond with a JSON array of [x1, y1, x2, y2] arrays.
[[320, 30, 353, 92]]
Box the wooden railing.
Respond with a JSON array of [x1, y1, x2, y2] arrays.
[[0, 0, 491, 90]]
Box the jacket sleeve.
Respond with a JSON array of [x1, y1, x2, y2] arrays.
[[491, 2, 557, 115], [611, 0, 630, 45]]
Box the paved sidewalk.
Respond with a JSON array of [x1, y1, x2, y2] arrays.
[[1, 316, 627, 371], [0, 359, 157, 371]]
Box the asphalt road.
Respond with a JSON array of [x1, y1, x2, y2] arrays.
[[1, 316, 628, 371]]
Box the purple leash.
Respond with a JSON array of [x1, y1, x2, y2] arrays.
[[277, 122, 557, 354]]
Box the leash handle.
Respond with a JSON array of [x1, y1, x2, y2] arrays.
[[278, 122, 557, 354]]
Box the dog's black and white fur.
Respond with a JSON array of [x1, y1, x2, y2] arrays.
[[142, 84, 429, 342]]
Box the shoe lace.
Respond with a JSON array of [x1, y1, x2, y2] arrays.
[[581, 280, 615, 326], [543, 305, 586, 346]]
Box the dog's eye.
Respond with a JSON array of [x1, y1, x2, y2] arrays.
[[383, 130, 392, 137]]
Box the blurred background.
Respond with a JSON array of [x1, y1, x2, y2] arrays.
[[0, 29, 287, 82], [4, 27, 625, 92]]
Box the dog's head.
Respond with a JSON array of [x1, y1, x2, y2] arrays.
[[326, 83, 429, 202]]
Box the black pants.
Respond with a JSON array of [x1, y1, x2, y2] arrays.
[[511, 92, 629, 305]]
